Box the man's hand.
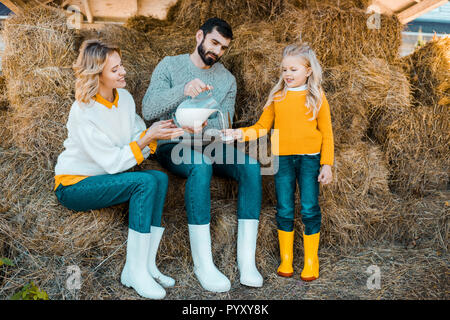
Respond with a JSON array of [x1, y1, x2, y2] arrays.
[[318, 164, 332, 185], [184, 78, 214, 98]]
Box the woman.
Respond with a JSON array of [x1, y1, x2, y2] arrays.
[[54, 39, 184, 299]]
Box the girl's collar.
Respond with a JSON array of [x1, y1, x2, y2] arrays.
[[287, 84, 308, 91]]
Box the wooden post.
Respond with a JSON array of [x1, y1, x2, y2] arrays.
[[82, 0, 93, 23]]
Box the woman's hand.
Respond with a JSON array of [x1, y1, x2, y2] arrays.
[[138, 120, 184, 149], [318, 164, 332, 185]]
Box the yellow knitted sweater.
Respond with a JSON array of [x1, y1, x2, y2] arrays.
[[239, 90, 334, 166]]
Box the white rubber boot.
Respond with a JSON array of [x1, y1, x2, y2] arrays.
[[237, 219, 263, 287], [188, 224, 231, 292], [148, 226, 175, 288], [120, 228, 166, 299]]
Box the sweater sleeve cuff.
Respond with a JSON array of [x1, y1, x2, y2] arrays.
[[148, 139, 158, 154], [239, 127, 268, 142], [130, 141, 144, 165], [320, 154, 334, 166], [139, 129, 158, 154]]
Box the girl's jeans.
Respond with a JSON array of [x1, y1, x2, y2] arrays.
[[155, 142, 262, 225], [55, 170, 168, 233], [274, 154, 321, 235]]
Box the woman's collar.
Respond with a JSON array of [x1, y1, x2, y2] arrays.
[[94, 88, 119, 109]]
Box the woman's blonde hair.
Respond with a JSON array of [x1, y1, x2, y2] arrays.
[[265, 43, 323, 120], [73, 39, 121, 104]]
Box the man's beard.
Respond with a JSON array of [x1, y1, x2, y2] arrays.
[[197, 39, 220, 66]]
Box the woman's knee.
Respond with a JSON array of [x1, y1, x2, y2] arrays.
[[132, 172, 158, 195], [144, 170, 169, 188]]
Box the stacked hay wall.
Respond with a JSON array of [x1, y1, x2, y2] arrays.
[[372, 37, 450, 196], [0, 1, 448, 299]]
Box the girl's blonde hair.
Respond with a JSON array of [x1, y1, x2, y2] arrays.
[[73, 39, 121, 104], [265, 43, 323, 120]]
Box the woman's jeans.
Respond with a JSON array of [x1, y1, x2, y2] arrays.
[[274, 154, 321, 235], [155, 142, 262, 225], [55, 170, 168, 233]]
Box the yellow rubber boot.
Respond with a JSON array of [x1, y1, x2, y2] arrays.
[[300, 232, 320, 281], [277, 230, 294, 277]]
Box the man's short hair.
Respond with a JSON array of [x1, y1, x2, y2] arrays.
[[199, 17, 233, 40]]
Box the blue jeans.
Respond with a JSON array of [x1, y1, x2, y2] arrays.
[[155, 141, 262, 225], [274, 154, 321, 235], [55, 170, 168, 233]]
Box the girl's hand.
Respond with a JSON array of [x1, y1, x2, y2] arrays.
[[318, 164, 332, 185], [221, 129, 242, 143]]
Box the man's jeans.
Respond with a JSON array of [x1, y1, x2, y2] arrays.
[[155, 141, 262, 225], [55, 170, 168, 233], [274, 154, 321, 235]]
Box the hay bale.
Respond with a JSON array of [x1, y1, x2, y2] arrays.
[[0, 148, 128, 257], [0, 76, 13, 148], [323, 64, 369, 146], [323, 56, 412, 146], [369, 38, 450, 196], [402, 36, 450, 108], [125, 15, 171, 34], [146, 27, 196, 60], [166, 0, 287, 30], [0, 76, 8, 109], [294, 0, 371, 10], [275, 5, 403, 67], [2, 7, 77, 164], [372, 103, 449, 196], [319, 141, 393, 246]]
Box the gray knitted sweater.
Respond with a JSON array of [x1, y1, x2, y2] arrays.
[[142, 54, 237, 147]]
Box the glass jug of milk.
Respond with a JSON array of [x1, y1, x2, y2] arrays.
[[173, 92, 233, 142]]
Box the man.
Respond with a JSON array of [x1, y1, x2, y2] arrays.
[[142, 17, 263, 292]]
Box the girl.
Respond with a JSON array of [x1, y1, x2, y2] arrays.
[[223, 43, 334, 281], [54, 39, 184, 298]]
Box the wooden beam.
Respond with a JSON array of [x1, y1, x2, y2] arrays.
[[369, 0, 394, 16], [397, 0, 448, 24], [0, 0, 30, 13], [82, 0, 93, 23], [0, 0, 22, 13]]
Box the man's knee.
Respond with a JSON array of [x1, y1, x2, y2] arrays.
[[238, 161, 261, 185], [189, 162, 213, 181]]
